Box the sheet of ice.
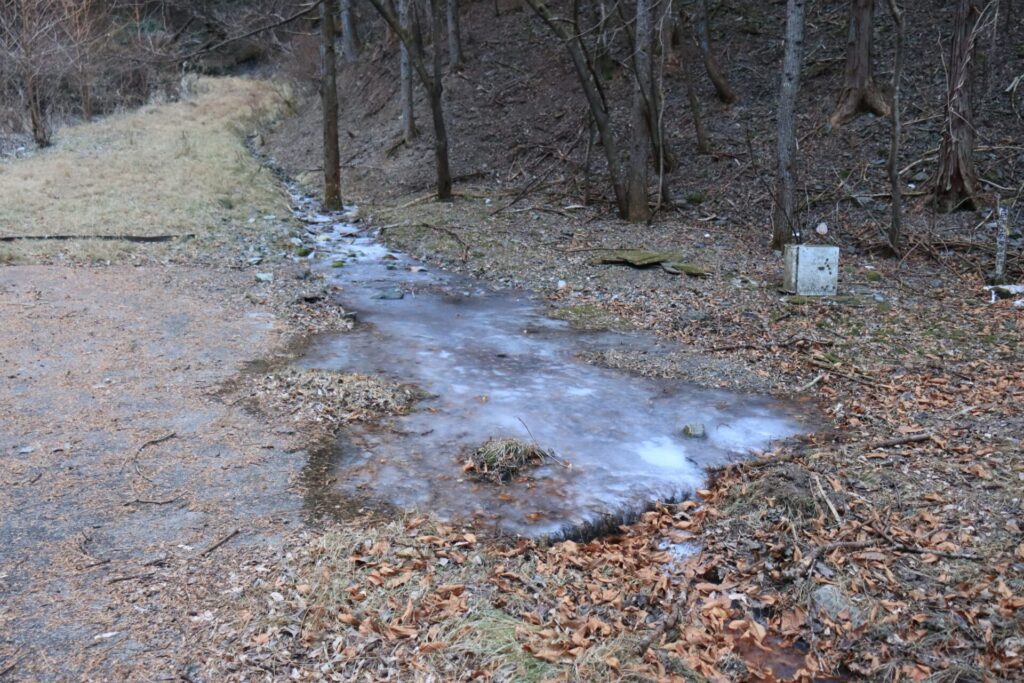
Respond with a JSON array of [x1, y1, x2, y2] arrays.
[[287, 186, 809, 538]]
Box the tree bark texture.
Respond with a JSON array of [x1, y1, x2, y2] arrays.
[[886, 0, 904, 251], [626, 0, 652, 222], [693, 0, 736, 103], [320, 0, 343, 210], [830, 0, 890, 128], [934, 0, 981, 213], [772, 0, 805, 248], [428, 0, 453, 199], [446, 0, 463, 69], [340, 0, 359, 61], [399, 0, 418, 142]]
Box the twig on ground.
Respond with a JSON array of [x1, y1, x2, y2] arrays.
[[200, 529, 240, 557], [796, 373, 826, 393], [866, 433, 934, 449], [107, 573, 155, 585], [636, 598, 686, 655], [120, 432, 177, 472], [0, 234, 194, 243], [813, 474, 843, 525]]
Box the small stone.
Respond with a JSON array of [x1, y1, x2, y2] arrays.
[[373, 288, 404, 300], [681, 423, 706, 439], [812, 584, 862, 624], [255, 272, 273, 283], [247, 256, 263, 265], [557, 280, 567, 289], [18, 445, 34, 454]]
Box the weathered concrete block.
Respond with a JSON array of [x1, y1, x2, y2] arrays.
[[783, 245, 839, 296]]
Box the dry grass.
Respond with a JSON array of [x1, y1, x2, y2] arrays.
[[0, 77, 290, 263], [464, 437, 552, 484]]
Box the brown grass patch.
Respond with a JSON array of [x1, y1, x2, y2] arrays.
[[0, 77, 290, 263]]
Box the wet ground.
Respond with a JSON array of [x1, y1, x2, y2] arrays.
[[287, 188, 811, 538]]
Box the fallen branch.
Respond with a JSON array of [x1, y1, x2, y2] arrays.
[[107, 572, 155, 585], [866, 433, 934, 449], [120, 432, 177, 471], [200, 528, 240, 557], [636, 597, 686, 655], [0, 234, 194, 243]]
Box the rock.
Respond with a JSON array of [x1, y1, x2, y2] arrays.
[[557, 280, 567, 289], [678, 309, 707, 323], [247, 256, 263, 265], [599, 250, 682, 268], [373, 288, 404, 300], [811, 584, 862, 625], [661, 261, 709, 277], [681, 423, 706, 439], [912, 170, 929, 182], [289, 237, 303, 247], [255, 272, 273, 283]]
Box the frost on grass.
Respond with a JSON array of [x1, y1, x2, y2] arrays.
[[463, 437, 552, 484]]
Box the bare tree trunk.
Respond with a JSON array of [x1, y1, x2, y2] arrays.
[[365, 0, 453, 200], [428, 0, 452, 199], [399, 0, 417, 142], [685, 60, 711, 154], [935, 0, 981, 213], [618, 0, 675, 173], [772, 0, 805, 249], [339, 0, 360, 61], [321, 0, 343, 210], [886, 0, 904, 252], [992, 203, 1008, 283], [524, 0, 628, 218], [830, 0, 889, 128], [24, 74, 50, 148], [446, 0, 463, 70], [626, 0, 652, 222], [676, 21, 711, 154], [692, 0, 736, 103]]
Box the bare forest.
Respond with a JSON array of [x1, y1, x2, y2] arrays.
[[1, 1, 1022, 681]]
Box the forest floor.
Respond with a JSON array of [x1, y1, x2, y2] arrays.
[[246, 0, 1021, 679], [0, 1, 1022, 679]]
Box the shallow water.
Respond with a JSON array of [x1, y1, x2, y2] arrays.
[[290, 188, 809, 538]]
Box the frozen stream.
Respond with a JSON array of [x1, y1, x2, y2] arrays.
[[289, 189, 809, 538]]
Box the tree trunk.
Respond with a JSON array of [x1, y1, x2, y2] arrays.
[[446, 0, 463, 70], [693, 0, 736, 103], [24, 74, 50, 148], [428, 0, 452, 200], [321, 0, 343, 210], [830, 0, 889, 128], [772, 0, 806, 249], [339, 0, 360, 61], [524, 0, 628, 218], [885, 0, 904, 252], [934, 0, 981, 213], [684, 59, 711, 154], [626, 0, 652, 222], [365, 0, 453, 200], [399, 0, 417, 142], [677, 25, 711, 154]]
